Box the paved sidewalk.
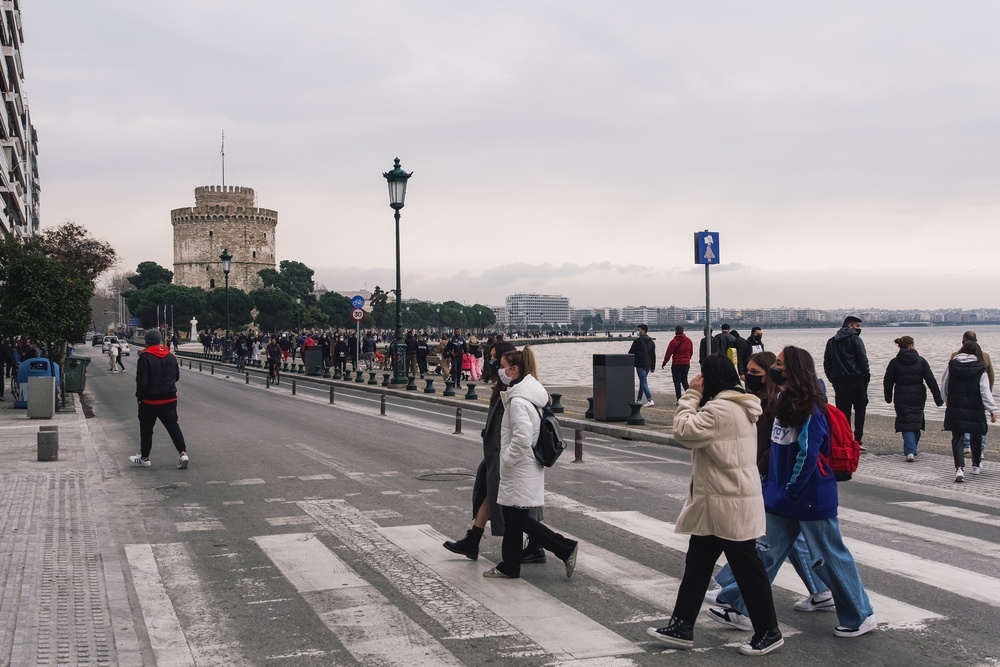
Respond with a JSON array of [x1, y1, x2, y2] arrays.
[[0, 393, 139, 666]]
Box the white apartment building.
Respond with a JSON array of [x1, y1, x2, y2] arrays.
[[505, 293, 571, 328], [0, 2, 39, 239], [620, 306, 658, 326]]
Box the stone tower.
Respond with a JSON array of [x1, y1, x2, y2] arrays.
[[171, 185, 278, 293]]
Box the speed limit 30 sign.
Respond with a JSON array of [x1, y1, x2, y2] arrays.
[[351, 308, 365, 322]]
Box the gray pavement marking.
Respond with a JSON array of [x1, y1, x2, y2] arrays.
[[855, 453, 1000, 509], [299, 499, 529, 642]]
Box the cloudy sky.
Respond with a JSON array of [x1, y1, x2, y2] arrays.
[[21, 1, 1000, 310]]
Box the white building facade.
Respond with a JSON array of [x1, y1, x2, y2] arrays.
[[505, 293, 571, 328]]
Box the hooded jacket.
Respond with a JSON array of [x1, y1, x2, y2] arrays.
[[627, 333, 656, 371], [672, 388, 765, 541], [823, 326, 870, 383], [942, 354, 997, 434], [135, 345, 180, 404], [662, 333, 693, 367], [497, 373, 549, 508], [883, 348, 943, 432], [762, 404, 838, 521]]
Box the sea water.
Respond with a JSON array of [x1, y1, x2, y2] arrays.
[[529, 324, 1000, 420]]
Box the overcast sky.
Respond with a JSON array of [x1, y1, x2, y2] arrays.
[[21, 1, 1000, 311]]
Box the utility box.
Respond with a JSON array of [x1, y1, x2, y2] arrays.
[[65, 356, 91, 393], [302, 346, 324, 376], [592, 354, 635, 422], [27, 376, 56, 419]]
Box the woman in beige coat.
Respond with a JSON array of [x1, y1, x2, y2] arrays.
[[647, 354, 783, 656]]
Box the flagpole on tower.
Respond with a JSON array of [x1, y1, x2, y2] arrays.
[[221, 131, 226, 188]]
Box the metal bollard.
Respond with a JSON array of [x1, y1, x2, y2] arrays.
[[368, 372, 378, 386], [292, 379, 297, 396], [211, 364, 215, 375], [443, 380, 456, 397], [406, 375, 418, 391], [423, 378, 436, 394], [550, 392, 565, 413], [355, 370, 365, 383], [329, 385, 335, 404], [454, 407, 462, 434], [574, 428, 584, 463], [246, 372, 250, 384], [625, 401, 645, 426], [585, 397, 594, 419], [464, 383, 478, 400], [380, 394, 386, 416], [382, 373, 391, 387], [199, 362, 203, 372]]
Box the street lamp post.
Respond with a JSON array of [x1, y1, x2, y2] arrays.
[[477, 309, 481, 334], [220, 248, 232, 359], [296, 297, 301, 333], [383, 157, 412, 385], [436, 307, 441, 338]]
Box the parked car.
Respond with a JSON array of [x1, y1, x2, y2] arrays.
[[92, 334, 105, 347], [102, 336, 131, 356]]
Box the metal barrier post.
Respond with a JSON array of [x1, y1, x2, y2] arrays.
[[292, 379, 297, 396], [380, 394, 386, 416], [330, 386, 335, 404], [454, 408, 462, 434], [574, 428, 584, 463], [246, 372, 250, 384]]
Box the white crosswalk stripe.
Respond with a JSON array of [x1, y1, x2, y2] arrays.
[[892, 500, 1000, 528]]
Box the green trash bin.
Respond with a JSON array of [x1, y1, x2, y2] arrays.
[[65, 356, 91, 393]]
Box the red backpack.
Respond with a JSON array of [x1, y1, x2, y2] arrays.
[[818, 404, 861, 481]]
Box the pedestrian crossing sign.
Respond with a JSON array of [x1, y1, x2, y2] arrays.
[[694, 231, 720, 265]]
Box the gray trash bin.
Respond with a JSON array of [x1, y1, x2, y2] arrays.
[[593, 354, 635, 422], [302, 346, 324, 376]]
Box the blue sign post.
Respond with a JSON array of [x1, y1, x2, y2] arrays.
[[694, 231, 720, 346], [351, 295, 365, 309], [351, 296, 366, 367]]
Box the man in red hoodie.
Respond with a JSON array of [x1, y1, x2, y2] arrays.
[[661, 325, 693, 403], [130, 330, 188, 469]]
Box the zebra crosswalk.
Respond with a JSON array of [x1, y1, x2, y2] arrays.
[[123, 490, 1000, 665]]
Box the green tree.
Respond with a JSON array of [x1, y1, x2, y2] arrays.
[[125, 284, 206, 332], [204, 288, 253, 332], [250, 288, 294, 332], [370, 286, 389, 328], [35, 222, 117, 283], [128, 261, 174, 290], [257, 260, 315, 299], [317, 291, 353, 328]]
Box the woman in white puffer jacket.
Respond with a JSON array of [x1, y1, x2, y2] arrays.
[[484, 347, 579, 580]]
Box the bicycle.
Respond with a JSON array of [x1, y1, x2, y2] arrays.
[[266, 359, 280, 388], [9, 375, 20, 403]]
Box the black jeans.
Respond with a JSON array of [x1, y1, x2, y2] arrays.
[[832, 381, 869, 442], [498, 506, 576, 578], [671, 365, 690, 400], [952, 431, 983, 469], [673, 534, 778, 634], [138, 402, 187, 458], [451, 356, 463, 387]]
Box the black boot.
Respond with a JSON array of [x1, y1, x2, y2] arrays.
[[443, 526, 483, 560], [521, 539, 546, 564]]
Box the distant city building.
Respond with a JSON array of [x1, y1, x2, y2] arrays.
[[0, 2, 40, 239], [505, 293, 571, 328], [171, 185, 278, 293], [492, 305, 507, 328], [621, 306, 658, 326]]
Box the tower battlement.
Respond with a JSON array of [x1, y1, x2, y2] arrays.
[[194, 185, 256, 207]]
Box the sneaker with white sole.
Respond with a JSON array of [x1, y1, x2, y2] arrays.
[[646, 617, 694, 649], [128, 454, 151, 467], [704, 584, 723, 605], [955, 467, 965, 483], [794, 590, 835, 612], [644, 400, 654, 407], [739, 628, 784, 656], [833, 614, 878, 638], [905, 453, 915, 462], [705, 606, 753, 631], [971, 466, 981, 475], [178, 454, 189, 469]]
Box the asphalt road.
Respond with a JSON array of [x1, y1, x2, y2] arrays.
[[79, 347, 1000, 666]]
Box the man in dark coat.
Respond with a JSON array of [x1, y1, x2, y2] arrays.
[[823, 316, 871, 449], [131, 330, 188, 468], [628, 324, 656, 406]]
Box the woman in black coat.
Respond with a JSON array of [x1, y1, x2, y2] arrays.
[[883, 336, 943, 462]]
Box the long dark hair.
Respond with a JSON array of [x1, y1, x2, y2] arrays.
[[747, 351, 778, 414], [960, 340, 986, 365], [773, 346, 826, 428], [699, 353, 745, 407]]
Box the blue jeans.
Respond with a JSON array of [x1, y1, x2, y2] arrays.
[[716, 533, 827, 597], [718, 513, 873, 629], [963, 433, 988, 450], [636, 368, 652, 402], [901, 431, 921, 457]]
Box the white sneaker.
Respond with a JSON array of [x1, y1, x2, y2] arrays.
[[971, 466, 981, 475], [644, 400, 654, 407], [905, 453, 915, 462], [794, 590, 835, 612], [705, 606, 753, 631], [833, 614, 878, 638], [955, 468, 965, 483], [704, 584, 723, 605], [178, 454, 189, 469], [129, 454, 151, 467]]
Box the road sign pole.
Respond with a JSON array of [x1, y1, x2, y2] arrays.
[[704, 262, 711, 353]]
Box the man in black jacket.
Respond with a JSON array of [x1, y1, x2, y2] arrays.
[[628, 324, 656, 406], [130, 330, 188, 468], [823, 316, 871, 449]]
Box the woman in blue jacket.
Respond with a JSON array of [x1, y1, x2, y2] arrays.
[[708, 346, 876, 639]]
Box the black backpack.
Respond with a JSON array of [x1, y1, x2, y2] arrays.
[[532, 402, 567, 467]]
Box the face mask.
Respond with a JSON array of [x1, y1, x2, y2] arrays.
[[745, 374, 764, 394], [768, 367, 786, 387], [497, 367, 513, 385], [488, 359, 500, 370]]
